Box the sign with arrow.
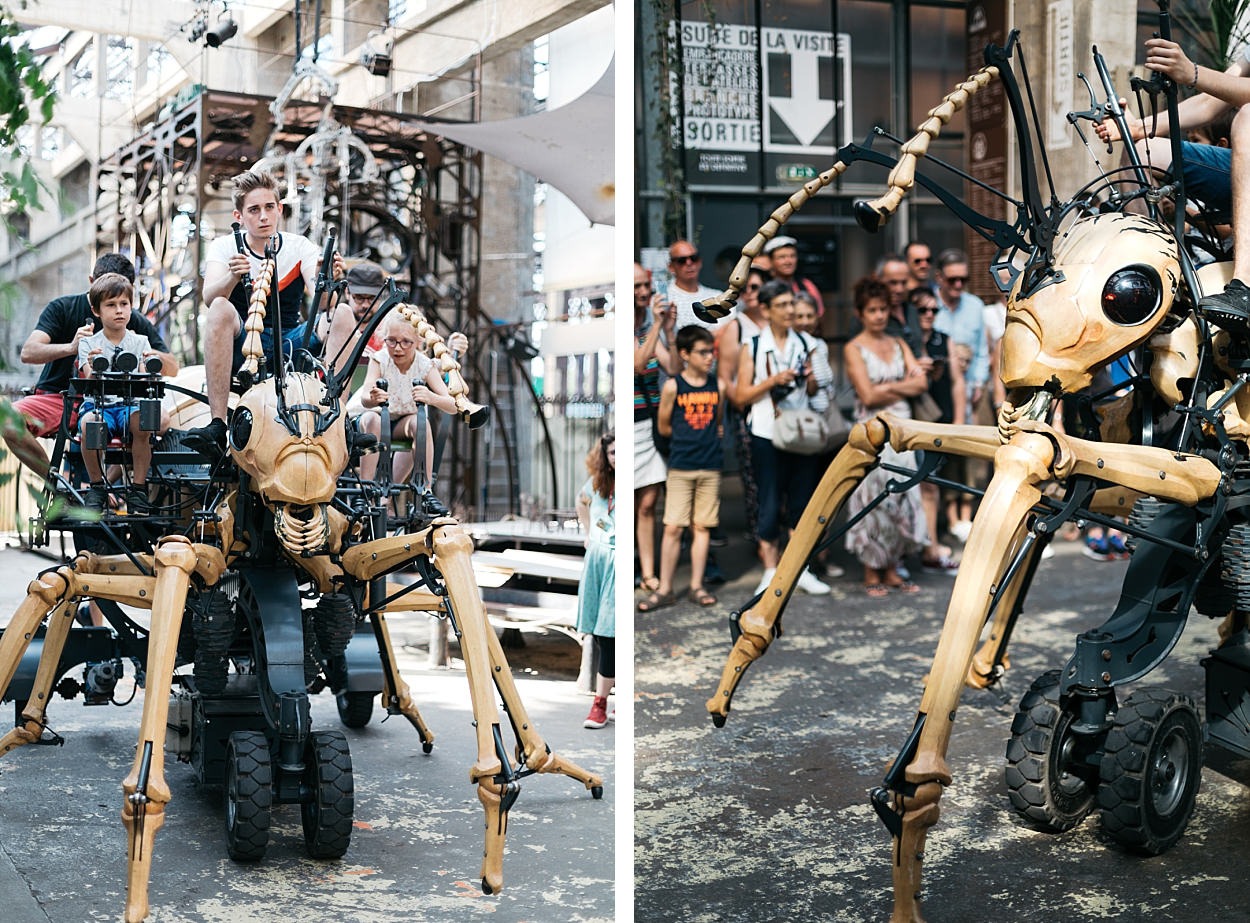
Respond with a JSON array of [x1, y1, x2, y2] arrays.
[[762, 28, 850, 154]]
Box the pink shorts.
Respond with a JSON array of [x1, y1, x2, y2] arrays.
[[13, 392, 72, 438]]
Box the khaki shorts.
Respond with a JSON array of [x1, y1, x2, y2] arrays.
[[663, 469, 721, 528]]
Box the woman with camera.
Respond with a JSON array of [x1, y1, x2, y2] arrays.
[[843, 276, 930, 597], [732, 278, 832, 597]]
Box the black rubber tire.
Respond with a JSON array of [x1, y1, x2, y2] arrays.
[[302, 729, 355, 859], [336, 690, 375, 729], [224, 730, 272, 861], [1098, 688, 1204, 855], [1004, 669, 1097, 832]]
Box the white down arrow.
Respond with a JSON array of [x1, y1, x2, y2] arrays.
[[769, 48, 834, 148]]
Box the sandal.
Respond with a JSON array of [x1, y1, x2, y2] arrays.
[[638, 575, 661, 592], [864, 583, 890, 599], [690, 587, 717, 607], [637, 591, 676, 613], [886, 580, 921, 594]]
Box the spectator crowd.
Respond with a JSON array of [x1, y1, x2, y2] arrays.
[[633, 234, 1047, 609]]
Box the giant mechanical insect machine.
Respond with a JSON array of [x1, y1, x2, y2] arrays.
[[0, 232, 602, 921], [697, 6, 1250, 920]]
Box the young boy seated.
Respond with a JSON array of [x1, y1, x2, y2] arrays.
[[76, 272, 178, 513], [638, 325, 725, 611]]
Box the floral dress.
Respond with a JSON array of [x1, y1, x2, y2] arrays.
[[845, 341, 929, 570]]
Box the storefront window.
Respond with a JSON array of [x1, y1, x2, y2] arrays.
[[639, 1, 975, 295]]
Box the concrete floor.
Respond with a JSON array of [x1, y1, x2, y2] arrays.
[[0, 545, 614, 923], [634, 503, 1250, 922]]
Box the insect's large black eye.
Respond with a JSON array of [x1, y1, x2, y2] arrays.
[[228, 407, 253, 451], [1102, 265, 1161, 325]]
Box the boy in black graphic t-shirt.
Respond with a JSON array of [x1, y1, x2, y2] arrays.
[[638, 325, 725, 612]]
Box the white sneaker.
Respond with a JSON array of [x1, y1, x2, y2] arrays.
[[753, 567, 777, 596], [823, 563, 845, 579], [950, 520, 973, 543], [796, 568, 831, 595]]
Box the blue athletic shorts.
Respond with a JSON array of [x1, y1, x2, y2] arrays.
[[1174, 140, 1232, 219], [78, 400, 136, 439]]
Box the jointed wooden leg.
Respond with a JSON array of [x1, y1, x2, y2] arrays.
[[707, 420, 883, 722], [428, 523, 508, 894], [965, 522, 1032, 689], [0, 599, 74, 756], [888, 433, 1055, 922], [968, 484, 1144, 689], [0, 568, 76, 709], [121, 536, 197, 923], [372, 611, 435, 747], [707, 415, 1005, 724], [482, 620, 602, 791]]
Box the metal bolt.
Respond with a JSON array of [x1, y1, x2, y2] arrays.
[[1102, 671, 1112, 682], [1097, 458, 1104, 469], [1102, 649, 1111, 661]]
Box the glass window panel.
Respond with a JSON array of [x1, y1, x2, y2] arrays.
[[841, 1, 893, 142], [908, 4, 966, 181], [69, 44, 94, 99], [104, 36, 134, 101]]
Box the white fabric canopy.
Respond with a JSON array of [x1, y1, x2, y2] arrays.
[[412, 60, 614, 226]]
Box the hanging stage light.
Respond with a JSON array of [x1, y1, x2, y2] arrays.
[[205, 16, 238, 48], [360, 32, 393, 77]]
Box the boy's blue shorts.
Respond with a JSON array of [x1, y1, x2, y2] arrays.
[[78, 400, 136, 439], [1175, 141, 1232, 219]]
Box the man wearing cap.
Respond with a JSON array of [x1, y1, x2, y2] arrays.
[[343, 261, 390, 356], [763, 236, 824, 317]]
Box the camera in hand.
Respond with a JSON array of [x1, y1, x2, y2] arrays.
[[769, 354, 808, 404]]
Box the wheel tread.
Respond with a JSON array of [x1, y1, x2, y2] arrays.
[[303, 729, 355, 859], [225, 730, 272, 861], [1097, 688, 1203, 855], [1004, 669, 1096, 831]]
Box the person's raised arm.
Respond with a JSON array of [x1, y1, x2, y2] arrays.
[[414, 365, 458, 415], [202, 246, 247, 305], [656, 378, 677, 437], [1098, 38, 1250, 143], [732, 339, 794, 408], [22, 324, 92, 366], [717, 318, 743, 390], [359, 357, 387, 409]]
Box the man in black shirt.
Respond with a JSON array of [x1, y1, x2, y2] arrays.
[[2, 253, 173, 474]]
